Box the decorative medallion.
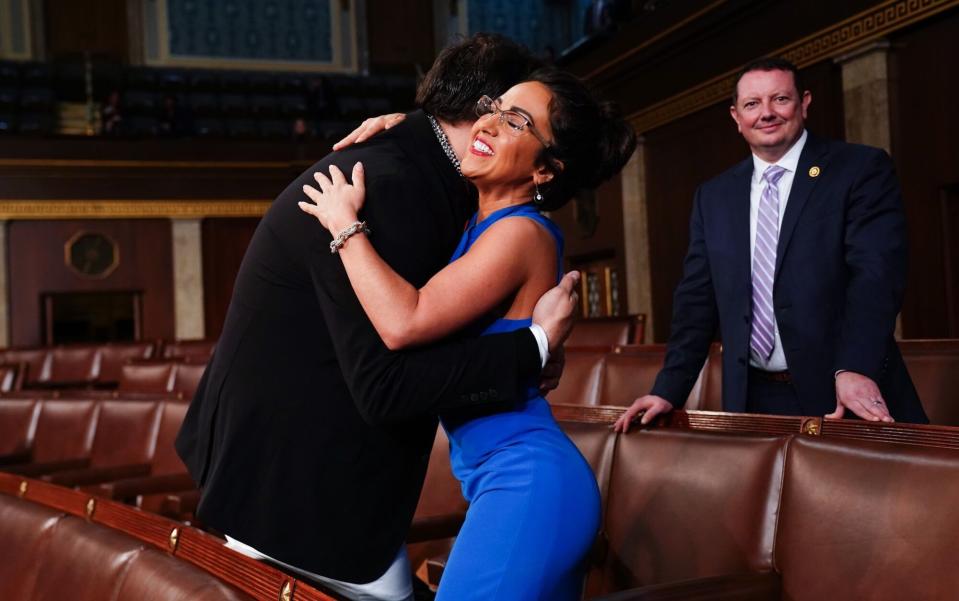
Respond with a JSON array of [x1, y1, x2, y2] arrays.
[[808, 166, 821, 178], [64, 231, 119, 279]]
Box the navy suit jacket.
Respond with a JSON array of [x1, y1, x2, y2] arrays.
[[651, 133, 927, 423]]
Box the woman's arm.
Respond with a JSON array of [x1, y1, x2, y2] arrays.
[[300, 164, 555, 349]]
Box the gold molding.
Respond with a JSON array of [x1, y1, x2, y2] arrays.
[[629, 0, 959, 133], [0, 200, 271, 219], [0, 159, 291, 170]]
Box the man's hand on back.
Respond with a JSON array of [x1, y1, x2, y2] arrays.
[[532, 271, 580, 353], [539, 346, 565, 394]]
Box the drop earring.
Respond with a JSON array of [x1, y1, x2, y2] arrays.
[[533, 183, 544, 205]]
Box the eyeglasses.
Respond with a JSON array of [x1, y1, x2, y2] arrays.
[[475, 95, 552, 150]]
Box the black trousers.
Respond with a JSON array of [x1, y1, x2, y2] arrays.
[[745, 370, 803, 416]]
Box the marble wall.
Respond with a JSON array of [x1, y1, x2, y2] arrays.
[[0, 0, 33, 60]]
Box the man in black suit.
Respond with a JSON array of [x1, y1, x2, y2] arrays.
[[615, 58, 926, 431], [175, 35, 577, 600]]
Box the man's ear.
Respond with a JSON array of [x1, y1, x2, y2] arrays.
[[730, 105, 742, 133]]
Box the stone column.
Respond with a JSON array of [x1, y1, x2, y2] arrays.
[[837, 40, 893, 153], [171, 218, 205, 340], [837, 40, 902, 337], [0, 220, 8, 347], [621, 139, 655, 342]]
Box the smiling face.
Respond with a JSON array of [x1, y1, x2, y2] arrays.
[[460, 81, 556, 200], [730, 68, 811, 163]]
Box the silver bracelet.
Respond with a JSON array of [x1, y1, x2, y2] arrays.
[[330, 221, 370, 254]]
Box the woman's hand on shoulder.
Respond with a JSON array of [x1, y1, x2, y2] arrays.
[[332, 113, 406, 151], [299, 162, 367, 234]]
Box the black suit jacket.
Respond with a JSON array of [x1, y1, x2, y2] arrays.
[[651, 134, 927, 423], [175, 111, 542, 582]]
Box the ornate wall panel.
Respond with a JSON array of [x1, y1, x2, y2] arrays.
[[142, 0, 357, 72], [465, 0, 590, 56]]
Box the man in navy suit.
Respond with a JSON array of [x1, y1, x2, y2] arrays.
[[615, 58, 927, 430]]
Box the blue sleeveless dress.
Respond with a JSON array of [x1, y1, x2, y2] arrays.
[[435, 203, 601, 601]]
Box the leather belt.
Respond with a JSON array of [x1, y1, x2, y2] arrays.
[[749, 367, 792, 383]]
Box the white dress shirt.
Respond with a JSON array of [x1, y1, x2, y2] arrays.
[[748, 129, 807, 372]]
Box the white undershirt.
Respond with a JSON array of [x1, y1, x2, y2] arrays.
[[748, 129, 807, 372]]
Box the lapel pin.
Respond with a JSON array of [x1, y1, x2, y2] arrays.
[[808, 166, 821, 178]]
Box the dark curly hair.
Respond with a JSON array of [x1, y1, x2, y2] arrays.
[[526, 67, 637, 211], [417, 33, 543, 124]]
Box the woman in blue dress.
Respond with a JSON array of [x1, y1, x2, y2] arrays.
[[299, 67, 636, 600]]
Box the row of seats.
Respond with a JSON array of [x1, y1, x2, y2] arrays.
[[0, 59, 415, 137], [0, 398, 192, 515], [551, 343, 722, 410], [4, 393, 959, 598], [0, 339, 215, 390], [564, 313, 647, 348], [0, 473, 334, 600], [413, 406, 959, 599], [556, 339, 959, 425]]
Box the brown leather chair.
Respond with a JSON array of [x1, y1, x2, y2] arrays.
[[899, 339, 959, 426], [547, 349, 606, 406], [566, 315, 646, 349], [698, 343, 724, 411], [2, 347, 51, 387], [161, 338, 217, 361], [590, 429, 786, 596], [0, 493, 59, 598], [773, 435, 959, 601], [118, 361, 177, 393], [601, 345, 701, 408], [172, 362, 207, 399], [40, 400, 163, 487], [0, 399, 39, 464], [5, 399, 100, 475], [89, 401, 195, 512], [0, 494, 253, 600], [0, 361, 25, 392], [42, 344, 100, 388], [607, 343, 717, 410], [96, 342, 156, 387]]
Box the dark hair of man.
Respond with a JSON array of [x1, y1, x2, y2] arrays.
[[731, 57, 806, 105], [416, 33, 543, 123], [525, 67, 637, 211]]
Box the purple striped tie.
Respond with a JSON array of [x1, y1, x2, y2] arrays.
[[751, 165, 786, 360]]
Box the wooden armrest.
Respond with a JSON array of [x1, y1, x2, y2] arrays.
[[41, 463, 152, 486], [0, 450, 32, 466], [160, 489, 201, 518], [85, 472, 196, 501], [407, 512, 466, 543], [426, 550, 450, 587], [590, 572, 781, 601], [6, 458, 90, 476]]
